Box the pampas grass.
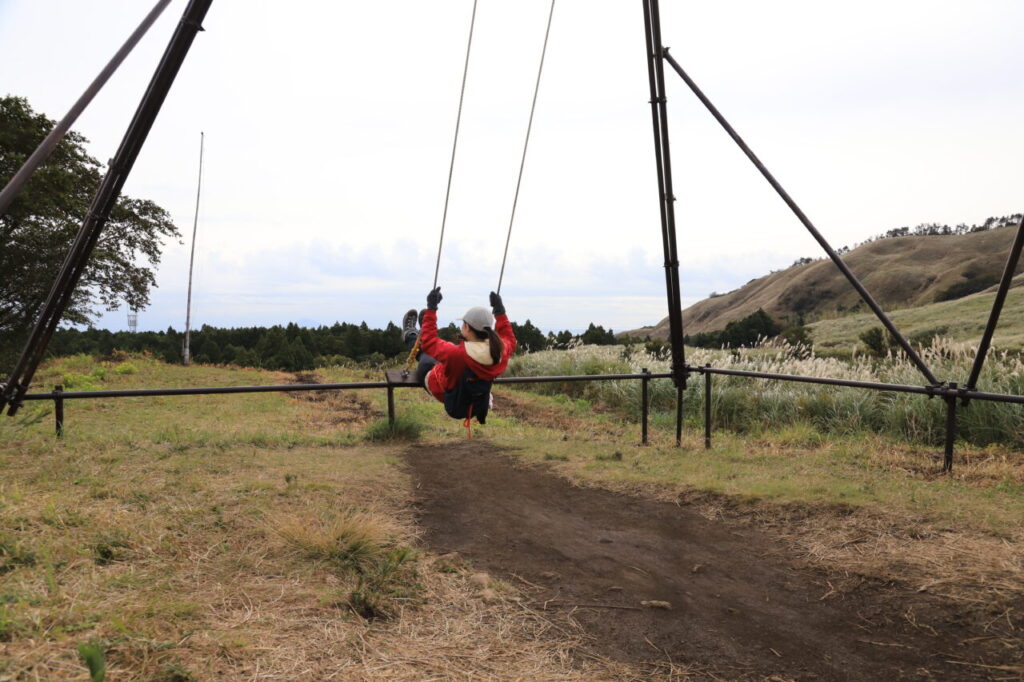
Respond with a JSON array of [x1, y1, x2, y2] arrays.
[[508, 338, 1024, 448]]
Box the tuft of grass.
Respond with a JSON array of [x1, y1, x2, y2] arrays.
[[274, 509, 406, 571], [91, 530, 134, 566], [153, 663, 195, 682], [114, 362, 138, 375], [77, 640, 107, 682], [0, 533, 37, 574], [1, 602, 22, 642], [346, 546, 421, 620], [274, 510, 421, 619], [364, 414, 422, 442]]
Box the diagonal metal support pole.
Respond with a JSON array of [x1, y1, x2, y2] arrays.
[[2, 0, 214, 416], [0, 0, 173, 218], [642, 0, 686, 389], [965, 214, 1024, 393], [661, 50, 939, 387]]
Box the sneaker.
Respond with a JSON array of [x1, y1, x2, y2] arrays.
[[418, 308, 426, 326], [402, 309, 419, 349]]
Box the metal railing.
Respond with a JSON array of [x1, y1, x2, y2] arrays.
[[19, 366, 1024, 471]]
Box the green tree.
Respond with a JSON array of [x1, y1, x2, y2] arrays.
[[859, 327, 887, 357], [690, 309, 783, 349], [0, 96, 180, 336], [580, 323, 616, 346], [203, 339, 223, 364], [290, 337, 314, 370], [511, 319, 547, 353]]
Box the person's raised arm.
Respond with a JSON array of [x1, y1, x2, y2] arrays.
[[490, 291, 517, 359], [420, 287, 459, 361]]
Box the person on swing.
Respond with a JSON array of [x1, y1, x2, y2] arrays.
[[402, 287, 517, 424]]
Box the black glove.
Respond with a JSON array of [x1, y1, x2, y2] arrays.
[[489, 291, 505, 316], [427, 286, 442, 310]]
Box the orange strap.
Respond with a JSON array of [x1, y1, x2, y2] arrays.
[[463, 404, 473, 439]]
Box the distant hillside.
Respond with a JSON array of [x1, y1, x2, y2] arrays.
[[624, 224, 1024, 341], [808, 278, 1024, 351]]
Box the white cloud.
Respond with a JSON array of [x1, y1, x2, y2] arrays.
[[3, 0, 1023, 334]]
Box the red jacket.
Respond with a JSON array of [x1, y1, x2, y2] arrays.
[[419, 309, 517, 402]]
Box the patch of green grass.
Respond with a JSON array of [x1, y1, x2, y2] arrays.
[[77, 640, 107, 682], [91, 530, 134, 566], [0, 602, 23, 642], [142, 600, 201, 620], [153, 663, 195, 682], [114, 362, 138, 376], [0, 533, 37, 574], [364, 414, 423, 442]]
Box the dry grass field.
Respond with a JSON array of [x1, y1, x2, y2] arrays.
[[0, 356, 635, 680], [1, 353, 1022, 679]]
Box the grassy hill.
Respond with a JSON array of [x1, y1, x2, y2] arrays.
[[809, 277, 1024, 351], [625, 225, 1024, 342]]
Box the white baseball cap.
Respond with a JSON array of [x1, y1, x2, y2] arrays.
[[460, 306, 494, 331]]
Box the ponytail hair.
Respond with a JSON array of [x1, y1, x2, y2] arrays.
[[469, 324, 504, 364], [483, 326, 504, 364]]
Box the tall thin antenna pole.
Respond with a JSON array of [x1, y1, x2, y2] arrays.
[[183, 131, 204, 366]]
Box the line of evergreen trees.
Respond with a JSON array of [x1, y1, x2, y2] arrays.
[[684, 309, 784, 348], [789, 213, 1024, 268], [46, 319, 621, 371]]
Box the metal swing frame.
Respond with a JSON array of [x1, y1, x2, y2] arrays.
[[3, 0, 1023, 472]]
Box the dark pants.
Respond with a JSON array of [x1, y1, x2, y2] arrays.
[[406, 331, 437, 387], [416, 354, 438, 387]]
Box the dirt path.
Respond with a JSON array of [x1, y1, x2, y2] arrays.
[[405, 441, 1012, 680]]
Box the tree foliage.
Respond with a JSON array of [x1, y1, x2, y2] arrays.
[[45, 316, 626, 371], [510, 319, 546, 352], [687, 309, 783, 348], [0, 95, 180, 334]]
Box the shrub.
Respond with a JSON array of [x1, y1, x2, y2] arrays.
[[858, 327, 887, 357], [936, 273, 999, 302]]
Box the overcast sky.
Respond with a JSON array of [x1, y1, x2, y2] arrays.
[[2, 0, 1022, 334]]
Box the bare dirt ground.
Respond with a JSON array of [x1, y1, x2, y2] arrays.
[[405, 441, 1023, 680], [288, 371, 377, 426]]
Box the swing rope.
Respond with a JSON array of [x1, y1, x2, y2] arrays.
[[433, 0, 479, 291], [409, 0, 479, 378], [496, 0, 556, 295]]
